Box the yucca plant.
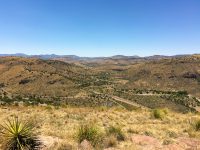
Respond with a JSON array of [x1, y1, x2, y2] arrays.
[[0, 117, 41, 150]]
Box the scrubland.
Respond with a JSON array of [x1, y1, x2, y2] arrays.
[[0, 105, 200, 149]]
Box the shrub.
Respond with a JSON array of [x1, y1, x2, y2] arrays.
[[194, 120, 200, 131], [162, 139, 175, 145], [127, 128, 139, 134], [144, 131, 154, 136], [167, 130, 178, 138], [104, 135, 117, 148], [76, 123, 103, 147], [106, 125, 125, 141], [152, 109, 167, 120], [197, 76, 200, 83], [0, 117, 41, 150], [162, 108, 169, 114], [177, 90, 188, 96]]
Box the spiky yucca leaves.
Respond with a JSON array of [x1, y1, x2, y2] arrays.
[[0, 117, 41, 150]]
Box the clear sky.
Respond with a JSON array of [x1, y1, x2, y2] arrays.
[[0, 0, 199, 57]]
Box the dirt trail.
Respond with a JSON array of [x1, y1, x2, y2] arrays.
[[93, 91, 144, 109], [111, 95, 144, 108], [0, 88, 12, 99]]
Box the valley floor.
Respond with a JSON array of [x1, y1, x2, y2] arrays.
[[0, 106, 200, 149]]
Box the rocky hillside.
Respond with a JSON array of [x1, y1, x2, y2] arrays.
[[120, 55, 200, 97], [0, 57, 97, 97], [0, 55, 200, 112]]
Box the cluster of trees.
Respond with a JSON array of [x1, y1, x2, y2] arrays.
[[0, 95, 62, 106]]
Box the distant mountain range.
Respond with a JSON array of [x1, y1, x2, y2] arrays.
[[0, 53, 196, 61]]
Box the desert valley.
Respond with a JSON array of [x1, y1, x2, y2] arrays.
[[0, 54, 200, 149]]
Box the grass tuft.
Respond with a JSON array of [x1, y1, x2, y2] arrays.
[[194, 120, 200, 131], [106, 125, 125, 141], [76, 123, 103, 147], [104, 135, 117, 148]]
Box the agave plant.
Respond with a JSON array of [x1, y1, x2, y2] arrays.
[[0, 117, 41, 150]]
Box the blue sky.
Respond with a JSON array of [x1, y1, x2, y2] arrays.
[[0, 0, 199, 57]]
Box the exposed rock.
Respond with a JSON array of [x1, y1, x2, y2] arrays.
[[161, 137, 200, 150], [131, 134, 200, 150], [131, 134, 161, 150], [162, 143, 184, 150], [79, 140, 93, 150], [176, 137, 200, 149], [39, 135, 62, 150]]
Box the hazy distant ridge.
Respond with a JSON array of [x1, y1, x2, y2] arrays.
[[0, 53, 195, 60]]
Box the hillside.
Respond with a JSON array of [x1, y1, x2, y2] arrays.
[[0, 56, 200, 113], [121, 55, 200, 97], [0, 57, 95, 97]]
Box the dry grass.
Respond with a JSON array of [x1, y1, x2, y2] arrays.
[[0, 105, 200, 149]]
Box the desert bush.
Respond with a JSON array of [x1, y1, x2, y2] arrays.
[[167, 130, 178, 138], [177, 90, 188, 96], [104, 135, 117, 148], [127, 128, 139, 134], [162, 108, 169, 114], [76, 123, 103, 147], [194, 120, 200, 131], [186, 119, 200, 137], [0, 117, 41, 150], [152, 109, 167, 119], [144, 130, 154, 136], [106, 125, 125, 141], [197, 76, 200, 83], [162, 138, 175, 145]]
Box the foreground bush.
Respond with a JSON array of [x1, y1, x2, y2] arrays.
[[152, 109, 167, 120], [106, 125, 125, 141], [194, 120, 200, 131], [76, 123, 103, 147], [0, 117, 41, 150], [104, 135, 117, 148]]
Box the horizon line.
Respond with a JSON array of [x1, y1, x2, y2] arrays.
[[0, 53, 199, 58]]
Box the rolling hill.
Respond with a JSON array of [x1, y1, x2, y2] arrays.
[[0, 55, 200, 112], [0, 57, 94, 97]]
